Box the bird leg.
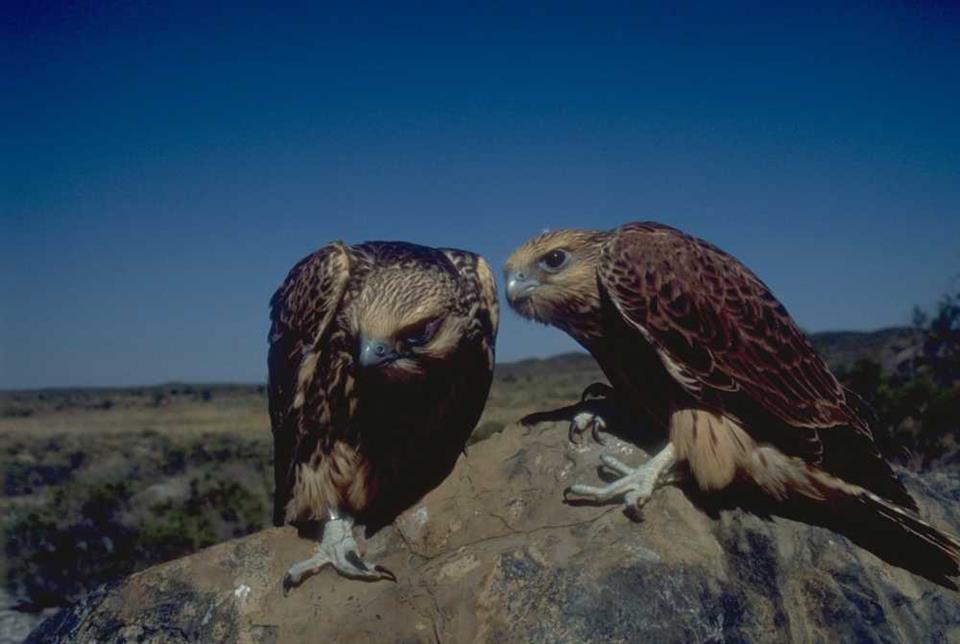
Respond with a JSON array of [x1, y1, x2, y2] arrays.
[[569, 409, 608, 445], [568, 382, 616, 444], [283, 513, 395, 593], [518, 382, 619, 444], [564, 443, 677, 512]]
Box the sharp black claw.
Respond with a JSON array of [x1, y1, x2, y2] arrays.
[[591, 419, 606, 445], [562, 486, 574, 500], [345, 549, 369, 571], [376, 565, 398, 582], [568, 421, 581, 444], [282, 574, 295, 596]]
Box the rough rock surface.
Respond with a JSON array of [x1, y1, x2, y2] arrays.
[[29, 421, 960, 643]]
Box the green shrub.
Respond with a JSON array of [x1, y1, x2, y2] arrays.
[[839, 287, 960, 469], [3, 434, 272, 609]]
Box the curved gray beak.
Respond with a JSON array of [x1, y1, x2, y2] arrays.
[[505, 272, 540, 301], [359, 337, 399, 368]]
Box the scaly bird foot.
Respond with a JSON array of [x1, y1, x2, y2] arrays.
[[569, 410, 607, 445], [282, 517, 395, 593], [564, 444, 677, 513], [519, 383, 616, 430], [568, 382, 618, 444]]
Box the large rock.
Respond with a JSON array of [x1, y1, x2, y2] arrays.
[[29, 421, 960, 642]]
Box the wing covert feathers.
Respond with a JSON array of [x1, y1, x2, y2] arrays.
[[268, 242, 352, 525], [442, 248, 500, 364], [599, 222, 917, 510], [474, 256, 501, 335], [473, 255, 500, 364], [598, 223, 864, 433]]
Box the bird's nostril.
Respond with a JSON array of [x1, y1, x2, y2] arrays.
[[516, 272, 525, 280], [375, 345, 386, 356]]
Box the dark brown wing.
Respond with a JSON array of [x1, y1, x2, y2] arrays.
[[438, 250, 498, 472], [441, 249, 500, 363], [268, 241, 351, 526], [598, 222, 862, 431], [598, 222, 916, 509], [474, 255, 501, 361]]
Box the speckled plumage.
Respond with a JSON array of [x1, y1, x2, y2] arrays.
[[505, 221, 960, 576], [269, 241, 498, 533]]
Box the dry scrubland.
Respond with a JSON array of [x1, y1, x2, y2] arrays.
[[2, 326, 956, 639], [0, 355, 605, 619]]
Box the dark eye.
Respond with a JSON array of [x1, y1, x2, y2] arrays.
[[539, 249, 569, 272], [404, 317, 442, 347]]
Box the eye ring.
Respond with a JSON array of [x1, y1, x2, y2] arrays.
[[538, 249, 569, 272]]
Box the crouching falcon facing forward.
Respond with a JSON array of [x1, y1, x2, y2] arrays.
[[504, 221, 960, 575], [269, 241, 497, 588]]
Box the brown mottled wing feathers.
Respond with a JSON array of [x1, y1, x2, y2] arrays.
[[598, 222, 866, 435], [472, 256, 501, 339], [268, 241, 352, 525], [442, 249, 500, 365]]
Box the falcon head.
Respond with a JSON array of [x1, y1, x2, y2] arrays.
[[353, 267, 468, 382], [503, 228, 607, 326]]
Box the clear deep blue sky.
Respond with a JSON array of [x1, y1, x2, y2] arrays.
[[2, 2, 959, 389]]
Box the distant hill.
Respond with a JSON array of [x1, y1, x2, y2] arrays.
[[497, 326, 918, 382], [807, 326, 917, 376], [1, 328, 918, 408], [493, 352, 596, 380]]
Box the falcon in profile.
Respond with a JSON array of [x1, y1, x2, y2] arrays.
[[504, 221, 960, 574], [269, 241, 498, 588]]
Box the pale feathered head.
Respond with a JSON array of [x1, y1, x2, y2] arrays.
[[502, 228, 608, 328], [352, 265, 469, 382]]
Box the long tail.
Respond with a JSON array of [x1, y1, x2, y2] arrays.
[[748, 446, 960, 582]]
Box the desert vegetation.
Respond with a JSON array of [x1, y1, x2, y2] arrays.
[[832, 288, 960, 470], [0, 359, 600, 618]]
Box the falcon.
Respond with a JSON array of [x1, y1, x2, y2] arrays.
[[504, 221, 960, 574], [269, 240, 498, 588]]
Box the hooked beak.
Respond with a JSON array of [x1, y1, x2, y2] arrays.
[[359, 337, 400, 368], [505, 271, 540, 302]]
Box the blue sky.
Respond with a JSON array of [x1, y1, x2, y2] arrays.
[[2, 2, 959, 388]]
